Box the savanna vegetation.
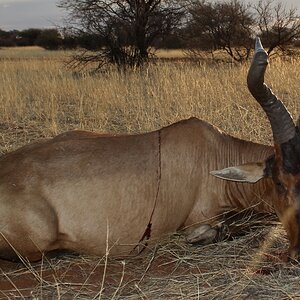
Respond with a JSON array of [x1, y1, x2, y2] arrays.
[[1, 0, 300, 67], [1, 45, 300, 299]]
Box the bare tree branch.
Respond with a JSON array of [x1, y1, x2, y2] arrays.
[[185, 0, 254, 62], [253, 0, 300, 55], [58, 0, 185, 69]]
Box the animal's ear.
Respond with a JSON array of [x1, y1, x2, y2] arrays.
[[210, 162, 267, 183]]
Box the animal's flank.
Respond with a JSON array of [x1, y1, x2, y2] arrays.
[[133, 130, 162, 254]]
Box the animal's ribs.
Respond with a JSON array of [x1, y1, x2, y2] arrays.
[[133, 131, 162, 254]]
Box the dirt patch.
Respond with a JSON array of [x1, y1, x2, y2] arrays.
[[1, 222, 300, 299], [0, 249, 205, 298]]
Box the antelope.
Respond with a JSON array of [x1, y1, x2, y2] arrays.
[[0, 40, 283, 262], [212, 37, 300, 258]]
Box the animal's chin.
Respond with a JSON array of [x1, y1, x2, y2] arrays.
[[288, 245, 300, 261], [288, 229, 300, 260], [275, 206, 300, 260]]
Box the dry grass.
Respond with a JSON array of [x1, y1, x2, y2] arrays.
[[1, 48, 299, 154], [1, 47, 300, 299], [155, 49, 187, 59], [2, 216, 300, 299]]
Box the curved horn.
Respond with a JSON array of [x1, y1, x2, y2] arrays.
[[247, 37, 295, 144]]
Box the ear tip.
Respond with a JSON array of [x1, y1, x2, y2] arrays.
[[209, 170, 231, 180], [209, 170, 226, 180]]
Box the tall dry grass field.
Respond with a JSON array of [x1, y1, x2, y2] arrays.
[[1, 47, 299, 154], [1, 47, 300, 299]]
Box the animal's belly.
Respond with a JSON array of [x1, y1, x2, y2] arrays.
[[44, 177, 159, 255]]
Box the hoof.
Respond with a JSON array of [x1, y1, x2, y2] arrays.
[[185, 224, 217, 244]]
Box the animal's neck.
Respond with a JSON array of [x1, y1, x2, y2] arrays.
[[185, 124, 276, 227], [221, 136, 276, 214]]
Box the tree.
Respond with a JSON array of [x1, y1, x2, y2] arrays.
[[0, 29, 18, 47], [17, 28, 42, 46], [186, 0, 255, 62], [253, 0, 300, 55], [35, 29, 63, 50], [58, 0, 185, 69]]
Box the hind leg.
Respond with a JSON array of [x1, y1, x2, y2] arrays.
[[0, 195, 60, 262], [0, 242, 20, 262]]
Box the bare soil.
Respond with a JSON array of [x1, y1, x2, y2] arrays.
[[1, 216, 300, 299]]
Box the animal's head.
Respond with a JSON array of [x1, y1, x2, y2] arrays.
[[211, 37, 300, 258]]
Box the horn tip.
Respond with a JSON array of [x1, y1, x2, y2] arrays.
[[255, 37, 266, 54]]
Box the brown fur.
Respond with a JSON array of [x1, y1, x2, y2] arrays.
[[271, 144, 300, 257], [0, 118, 276, 261]]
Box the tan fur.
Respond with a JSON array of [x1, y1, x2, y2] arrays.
[[270, 145, 300, 257], [0, 118, 276, 261]]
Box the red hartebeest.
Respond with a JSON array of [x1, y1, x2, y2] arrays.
[[0, 119, 277, 261], [0, 39, 283, 262]]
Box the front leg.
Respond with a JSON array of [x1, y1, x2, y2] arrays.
[[183, 210, 276, 245]]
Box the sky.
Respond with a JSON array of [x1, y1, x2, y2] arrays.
[[0, 0, 300, 31], [0, 0, 64, 30]]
